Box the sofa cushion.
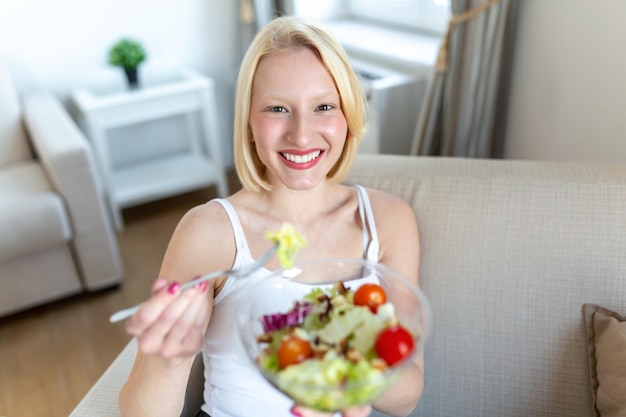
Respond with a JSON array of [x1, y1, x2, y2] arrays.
[[583, 303, 626, 417], [0, 162, 72, 263], [0, 62, 32, 167], [348, 155, 626, 417]]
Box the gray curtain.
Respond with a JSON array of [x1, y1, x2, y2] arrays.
[[239, 0, 292, 58], [410, 0, 514, 158]]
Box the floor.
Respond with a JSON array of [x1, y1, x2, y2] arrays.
[[0, 177, 238, 417]]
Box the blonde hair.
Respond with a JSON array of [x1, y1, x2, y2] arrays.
[[233, 16, 367, 191]]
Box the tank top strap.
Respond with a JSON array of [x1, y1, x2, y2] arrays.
[[209, 198, 247, 252], [354, 185, 380, 262]]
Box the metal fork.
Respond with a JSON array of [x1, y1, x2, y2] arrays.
[[108, 243, 278, 323]]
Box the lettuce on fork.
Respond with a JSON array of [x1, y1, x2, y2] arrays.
[[265, 222, 308, 268]]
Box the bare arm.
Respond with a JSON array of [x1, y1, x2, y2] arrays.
[[119, 203, 234, 417], [370, 189, 424, 417]]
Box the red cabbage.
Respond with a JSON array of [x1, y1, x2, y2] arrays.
[[261, 301, 313, 332]]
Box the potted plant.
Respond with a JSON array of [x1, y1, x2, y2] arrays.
[[108, 38, 147, 89]]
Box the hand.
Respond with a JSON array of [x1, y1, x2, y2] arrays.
[[125, 277, 209, 360], [291, 404, 372, 417]]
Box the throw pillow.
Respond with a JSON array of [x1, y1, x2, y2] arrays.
[[583, 303, 626, 417]]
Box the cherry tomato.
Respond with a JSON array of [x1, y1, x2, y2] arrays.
[[375, 325, 415, 366], [277, 336, 313, 369], [353, 283, 387, 313]]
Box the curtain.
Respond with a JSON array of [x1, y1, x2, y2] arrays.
[[239, 0, 292, 58], [410, 0, 514, 158]]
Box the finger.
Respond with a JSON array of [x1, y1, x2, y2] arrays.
[[151, 277, 169, 294], [290, 405, 333, 417], [342, 405, 372, 417], [126, 281, 182, 336], [290, 404, 372, 417], [134, 286, 198, 353], [161, 287, 209, 357]]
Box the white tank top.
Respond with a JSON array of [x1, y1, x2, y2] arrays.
[[201, 185, 379, 417]]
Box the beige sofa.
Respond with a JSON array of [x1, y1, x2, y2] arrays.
[[70, 154, 626, 417], [0, 62, 124, 317]]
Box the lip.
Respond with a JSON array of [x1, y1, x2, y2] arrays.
[[279, 149, 324, 170]]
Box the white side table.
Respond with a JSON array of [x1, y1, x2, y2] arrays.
[[71, 67, 229, 231]]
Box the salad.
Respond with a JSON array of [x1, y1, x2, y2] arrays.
[[254, 280, 416, 411], [266, 222, 308, 268]]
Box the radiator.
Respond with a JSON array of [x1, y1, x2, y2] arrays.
[[351, 58, 429, 155]]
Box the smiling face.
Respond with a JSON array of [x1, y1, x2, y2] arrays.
[[248, 47, 349, 191]]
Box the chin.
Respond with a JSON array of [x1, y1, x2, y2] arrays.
[[283, 177, 324, 191]]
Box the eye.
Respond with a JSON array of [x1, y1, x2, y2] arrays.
[[316, 104, 335, 111], [266, 106, 287, 113]]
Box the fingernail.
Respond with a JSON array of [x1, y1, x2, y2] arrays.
[[290, 406, 303, 417], [167, 281, 181, 294], [193, 280, 208, 292]]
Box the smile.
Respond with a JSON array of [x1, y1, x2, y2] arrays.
[[280, 150, 322, 164]]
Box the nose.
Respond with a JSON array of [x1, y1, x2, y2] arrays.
[[287, 111, 313, 146]]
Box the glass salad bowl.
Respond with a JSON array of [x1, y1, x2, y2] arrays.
[[237, 258, 431, 412]]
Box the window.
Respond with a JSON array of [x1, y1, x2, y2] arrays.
[[347, 0, 450, 34], [287, 0, 448, 69]]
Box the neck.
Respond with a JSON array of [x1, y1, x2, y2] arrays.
[[259, 182, 345, 224]]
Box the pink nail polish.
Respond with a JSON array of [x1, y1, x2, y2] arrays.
[[290, 406, 303, 417], [194, 280, 208, 292], [167, 281, 181, 294]]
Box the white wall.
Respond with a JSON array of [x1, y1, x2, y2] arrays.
[[0, 0, 242, 165], [504, 0, 626, 162]]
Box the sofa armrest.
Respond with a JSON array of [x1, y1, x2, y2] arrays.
[[69, 339, 136, 417], [22, 93, 123, 289], [69, 339, 205, 417]]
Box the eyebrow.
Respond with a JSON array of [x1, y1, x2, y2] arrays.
[[261, 92, 340, 102]]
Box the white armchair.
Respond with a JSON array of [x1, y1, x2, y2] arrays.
[[0, 62, 124, 317]]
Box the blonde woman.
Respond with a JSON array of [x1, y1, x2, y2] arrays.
[[120, 16, 423, 417]]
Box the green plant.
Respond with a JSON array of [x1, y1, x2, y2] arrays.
[[108, 38, 147, 69]]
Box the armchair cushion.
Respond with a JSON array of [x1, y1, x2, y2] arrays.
[[0, 159, 72, 263], [0, 193, 71, 264]]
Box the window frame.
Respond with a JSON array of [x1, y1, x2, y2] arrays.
[[346, 0, 450, 34]]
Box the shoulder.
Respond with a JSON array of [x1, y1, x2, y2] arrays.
[[362, 187, 419, 278], [362, 187, 416, 226], [172, 200, 232, 245], [160, 200, 236, 282]]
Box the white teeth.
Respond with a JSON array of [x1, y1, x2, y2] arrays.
[[282, 150, 321, 163]]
